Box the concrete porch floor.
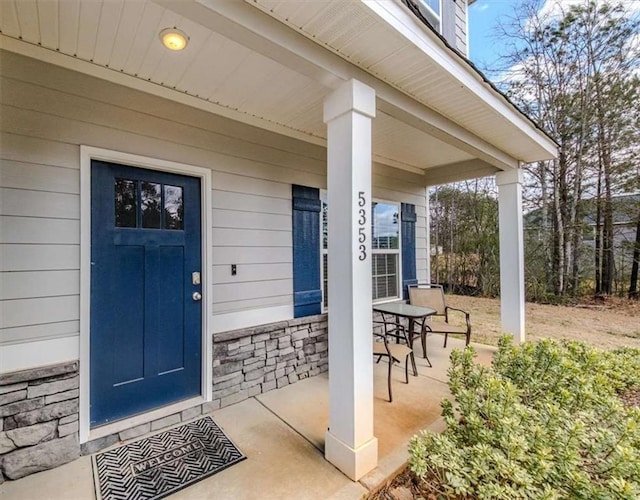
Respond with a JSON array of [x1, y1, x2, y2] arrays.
[[0, 337, 495, 500]]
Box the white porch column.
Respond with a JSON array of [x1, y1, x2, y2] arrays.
[[496, 169, 526, 343], [323, 79, 378, 480]]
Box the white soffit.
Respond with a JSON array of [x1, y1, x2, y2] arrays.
[[0, 0, 330, 141], [250, 0, 557, 163], [0, 0, 474, 174], [375, 111, 474, 169], [0, 0, 536, 173]]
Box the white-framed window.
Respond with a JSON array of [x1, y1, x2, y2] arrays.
[[371, 201, 401, 301], [417, 0, 441, 32], [320, 193, 402, 309]]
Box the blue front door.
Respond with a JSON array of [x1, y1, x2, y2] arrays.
[[90, 160, 202, 427]]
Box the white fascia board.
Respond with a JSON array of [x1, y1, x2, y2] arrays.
[[164, 0, 520, 170], [364, 0, 558, 159]]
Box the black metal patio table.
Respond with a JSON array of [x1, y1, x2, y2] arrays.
[[373, 302, 436, 371]]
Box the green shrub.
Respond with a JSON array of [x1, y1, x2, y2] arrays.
[[408, 338, 640, 499]]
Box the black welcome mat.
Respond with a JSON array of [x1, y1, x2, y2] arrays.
[[93, 416, 246, 500]]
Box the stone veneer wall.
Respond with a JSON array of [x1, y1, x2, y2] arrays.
[[211, 314, 328, 408], [0, 315, 329, 482], [0, 315, 328, 482], [0, 361, 80, 483]]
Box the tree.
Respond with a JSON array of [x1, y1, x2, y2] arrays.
[[430, 179, 499, 296], [495, 0, 639, 298]]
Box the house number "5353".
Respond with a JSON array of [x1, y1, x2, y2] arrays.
[[358, 191, 367, 261]]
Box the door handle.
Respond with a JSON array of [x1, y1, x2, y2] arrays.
[[192, 292, 202, 301]]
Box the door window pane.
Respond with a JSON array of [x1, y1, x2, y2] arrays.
[[115, 178, 137, 228], [164, 185, 184, 230], [141, 182, 161, 229]]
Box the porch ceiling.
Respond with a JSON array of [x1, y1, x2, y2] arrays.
[[0, 0, 553, 183]]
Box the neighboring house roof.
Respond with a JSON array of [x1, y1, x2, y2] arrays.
[[524, 194, 640, 228], [582, 194, 640, 226]]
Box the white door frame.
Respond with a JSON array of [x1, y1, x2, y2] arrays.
[[79, 146, 213, 443]]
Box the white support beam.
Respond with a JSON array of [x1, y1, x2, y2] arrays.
[[324, 79, 378, 480], [496, 169, 526, 343], [423, 159, 499, 186]]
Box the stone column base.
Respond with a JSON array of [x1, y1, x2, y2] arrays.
[[325, 430, 378, 481]]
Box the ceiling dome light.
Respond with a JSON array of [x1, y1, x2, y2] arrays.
[[160, 28, 189, 51]]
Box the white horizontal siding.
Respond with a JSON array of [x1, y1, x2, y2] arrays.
[[212, 247, 291, 265], [213, 263, 292, 285], [1, 188, 79, 219], [1, 133, 79, 168], [0, 51, 429, 352], [212, 171, 291, 199], [211, 228, 290, 248], [212, 190, 291, 215], [212, 209, 290, 231], [1, 296, 79, 329], [0, 245, 79, 272], [0, 52, 312, 347], [1, 270, 79, 300], [0, 216, 80, 244], [1, 159, 79, 193], [416, 267, 428, 283], [455, 0, 468, 55], [213, 279, 292, 304], [1, 71, 328, 177], [416, 259, 428, 273], [0, 321, 79, 345], [213, 295, 292, 315]]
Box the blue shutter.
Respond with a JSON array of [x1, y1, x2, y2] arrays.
[[292, 185, 322, 317], [401, 203, 418, 300]]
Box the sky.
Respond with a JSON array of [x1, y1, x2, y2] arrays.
[[468, 0, 640, 70], [468, 0, 518, 69]]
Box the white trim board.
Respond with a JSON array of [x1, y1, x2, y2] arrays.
[[0, 336, 79, 374], [88, 396, 204, 442], [79, 146, 214, 444], [212, 305, 293, 333]]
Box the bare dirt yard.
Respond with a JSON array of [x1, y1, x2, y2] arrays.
[[445, 294, 640, 350]]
